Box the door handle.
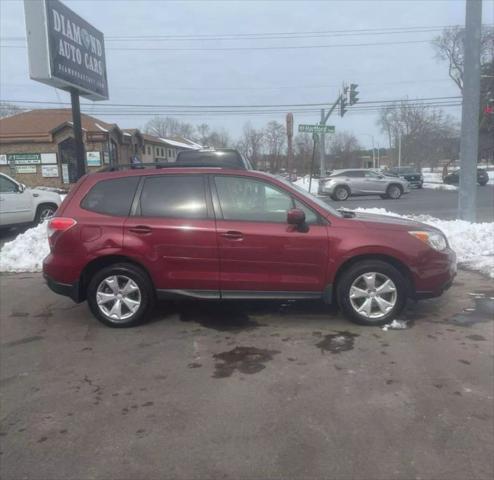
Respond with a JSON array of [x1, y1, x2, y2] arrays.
[[220, 230, 244, 240], [129, 225, 152, 235]]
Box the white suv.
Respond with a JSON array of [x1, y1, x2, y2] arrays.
[[0, 172, 62, 228]]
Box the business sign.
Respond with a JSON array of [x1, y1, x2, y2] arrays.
[[0, 154, 7, 165], [61, 164, 70, 184], [41, 153, 57, 164], [42, 165, 60, 177], [24, 0, 108, 100], [298, 124, 335, 134], [86, 151, 101, 166], [7, 153, 41, 164], [15, 165, 37, 174]]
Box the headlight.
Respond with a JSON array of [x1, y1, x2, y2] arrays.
[[409, 230, 448, 251]]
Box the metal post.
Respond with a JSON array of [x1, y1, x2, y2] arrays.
[[377, 145, 380, 168], [309, 133, 318, 194], [319, 109, 325, 177], [398, 133, 402, 167], [458, 0, 482, 222], [70, 88, 86, 181]]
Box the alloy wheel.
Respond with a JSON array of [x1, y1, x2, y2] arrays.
[[96, 275, 142, 322], [349, 272, 397, 319]]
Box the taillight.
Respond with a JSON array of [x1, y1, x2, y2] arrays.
[[47, 217, 77, 248]]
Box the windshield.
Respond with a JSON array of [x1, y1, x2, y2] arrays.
[[274, 175, 343, 218]]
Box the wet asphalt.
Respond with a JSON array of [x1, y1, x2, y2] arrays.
[[0, 270, 493, 480]]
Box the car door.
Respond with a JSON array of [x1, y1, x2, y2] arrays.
[[212, 175, 329, 296], [123, 174, 220, 297], [344, 171, 366, 194], [0, 174, 33, 226], [363, 171, 388, 193]]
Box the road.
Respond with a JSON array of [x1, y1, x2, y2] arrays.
[[1, 270, 493, 480], [323, 185, 494, 222]]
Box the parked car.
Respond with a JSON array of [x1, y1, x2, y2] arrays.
[[175, 148, 252, 169], [386, 166, 424, 188], [0, 172, 61, 229], [43, 166, 456, 328], [318, 169, 410, 200], [443, 168, 489, 186]]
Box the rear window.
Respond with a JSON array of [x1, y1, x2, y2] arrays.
[[81, 177, 140, 216], [176, 150, 245, 169], [138, 175, 207, 219]]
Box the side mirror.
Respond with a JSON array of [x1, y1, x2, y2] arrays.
[[287, 208, 306, 226], [17, 183, 25, 193]]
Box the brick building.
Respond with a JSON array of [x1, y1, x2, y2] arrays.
[[0, 109, 200, 188]]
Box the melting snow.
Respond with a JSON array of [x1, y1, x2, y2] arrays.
[[382, 320, 408, 331]]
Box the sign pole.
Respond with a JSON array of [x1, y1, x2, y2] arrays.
[[286, 113, 294, 177], [319, 109, 326, 177], [70, 88, 86, 181], [309, 133, 318, 194]]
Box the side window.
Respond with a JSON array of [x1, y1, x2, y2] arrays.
[[214, 176, 293, 222], [81, 177, 140, 216], [365, 171, 379, 178], [139, 175, 207, 219], [346, 171, 365, 178], [0, 176, 18, 193], [294, 199, 319, 225]]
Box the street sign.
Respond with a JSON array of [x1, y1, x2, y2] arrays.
[[298, 124, 335, 134], [24, 0, 109, 100]]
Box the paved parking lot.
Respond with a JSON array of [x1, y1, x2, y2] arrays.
[[1, 270, 493, 480]]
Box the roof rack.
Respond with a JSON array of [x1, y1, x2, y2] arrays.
[[97, 161, 243, 173]]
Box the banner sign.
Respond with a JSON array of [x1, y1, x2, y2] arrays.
[[15, 165, 37, 174], [7, 153, 41, 164], [24, 0, 109, 101], [41, 153, 57, 164], [42, 165, 60, 177]]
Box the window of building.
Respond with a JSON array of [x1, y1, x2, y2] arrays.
[[139, 175, 207, 219], [81, 177, 140, 216], [147, 146, 151, 155]]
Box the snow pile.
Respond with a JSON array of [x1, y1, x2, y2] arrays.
[[350, 207, 494, 278], [382, 320, 408, 331], [293, 175, 319, 195], [0, 223, 50, 273], [422, 171, 443, 184]]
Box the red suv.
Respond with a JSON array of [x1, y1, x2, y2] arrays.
[[43, 167, 456, 328]]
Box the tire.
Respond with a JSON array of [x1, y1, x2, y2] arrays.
[[87, 263, 155, 328], [386, 184, 402, 200], [336, 260, 408, 326], [417, 184, 423, 189], [380, 194, 388, 199], [478, 181, 488, 187], [331, 185, 350, 201], [34, 203, 57, 225]]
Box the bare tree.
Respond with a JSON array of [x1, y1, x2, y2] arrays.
[[431, 25, 494, 92], [328, 132, 361, 169], [236, 122, 265, 169], [196, 123, 210, 145], [0, 103, 22, 119], [377, 102, 459, 170], [294, 133, 313, 174], [264, 121, 286, 172], [144, 116, 196, 140], [205, 129, 231, 148]]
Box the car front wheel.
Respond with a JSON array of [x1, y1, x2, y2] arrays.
[[87, 263, 155, 328], [386, 184, 402, 199], [337, 260, 408, 326], [34, 203, 57, 224]]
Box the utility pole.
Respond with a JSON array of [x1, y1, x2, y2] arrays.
[[319, 109, 326, 176], [398, 133, 402, 167], [458, 0, 482, 222], [70, 88, 86, 181], [286, 112, 294, 176]]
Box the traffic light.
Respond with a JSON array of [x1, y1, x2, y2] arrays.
[[340, 86, 348, 117], [349, 83, 359, 105]]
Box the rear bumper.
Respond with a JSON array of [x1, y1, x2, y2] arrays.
[[43, 274, 82, 303]]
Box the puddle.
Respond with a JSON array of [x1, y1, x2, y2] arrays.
[[448, 293, 494, 327], [212, 346, 280, 378], [316, 331, 359, 354], [179, 304, 264, 332]]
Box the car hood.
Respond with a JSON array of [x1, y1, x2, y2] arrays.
[[344, 211, 431, 231]]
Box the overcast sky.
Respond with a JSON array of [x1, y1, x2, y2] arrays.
[[1, 0, 493, 148]]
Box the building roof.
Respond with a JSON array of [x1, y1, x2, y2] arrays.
[[142, 133, 201, 150], [0, 109, 117, 140]]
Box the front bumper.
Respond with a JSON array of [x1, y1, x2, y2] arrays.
[[413, 249, 457, 299]]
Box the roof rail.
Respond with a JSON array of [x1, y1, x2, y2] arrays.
[[96, 161, 242, 173]]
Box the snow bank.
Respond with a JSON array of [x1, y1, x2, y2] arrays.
[[0, 223, 50, 273], [422, 172, 443, 184], [350, 207, 494, 278], [423, 182, 457, 191], [293, 175, 319, 195]]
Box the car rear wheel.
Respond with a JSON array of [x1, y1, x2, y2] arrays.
[[34, 203, 57, 225], [331, 186, 349, 201], [386, 184, 402, 200], [87, 263, 155, 328], [336, 260, 408, 326], [478, 181, 488, 187]]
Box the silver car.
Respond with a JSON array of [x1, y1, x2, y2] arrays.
[[318, 169, 410, 201]]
